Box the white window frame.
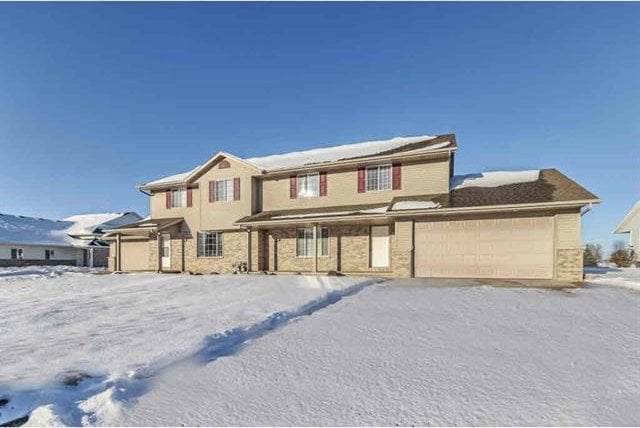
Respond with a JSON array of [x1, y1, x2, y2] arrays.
[[170, 188, 187, 208], [215, 178, 234, 202], [318, 227, 329, 257], [45, 249, 55, 260], [11, 248, 23, 260], [296, 227, 314, 257], [197, 231, 223, 258], [366, 164, 392, 192], [297, 173, 320, 198]]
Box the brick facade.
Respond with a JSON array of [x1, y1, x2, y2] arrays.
[[183, 230, 249, 274], [262, 224, 395, 275]]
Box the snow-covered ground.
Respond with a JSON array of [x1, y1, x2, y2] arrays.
[[120, 282, 640, 426], [585, 266, 640, 291], [1, 268, 638, 426], [0, 265, 103, 281], [0, 270, 376, 426]]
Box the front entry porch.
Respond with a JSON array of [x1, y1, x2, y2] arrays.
[[249, 222, 399, 276]]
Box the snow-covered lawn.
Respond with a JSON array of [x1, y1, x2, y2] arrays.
[[1, 267, 638, 426], [585, 266, 640, 291], [0, 269, 375, 426], [119, 282, 640, 426]]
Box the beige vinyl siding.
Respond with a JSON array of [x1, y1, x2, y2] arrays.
[[261, 157, 450, 211], [555, 212, 581, 249], [150, 157, 258, 231]]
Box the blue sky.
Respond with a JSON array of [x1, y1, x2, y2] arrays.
[[0, 3, 638, 252]]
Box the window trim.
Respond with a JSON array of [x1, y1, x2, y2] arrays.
[[45, 249, 55, 260], [215, 178, 235, 202], [296, 227, 314, 258], [170, 188, 187, 208], [197, 231, 224, 258], [11, 248, 24, 260], [366, 164, 392, 192], [297, 172, 320, 198]]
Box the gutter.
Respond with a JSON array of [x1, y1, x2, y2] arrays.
[[386, 199, 601, 218]]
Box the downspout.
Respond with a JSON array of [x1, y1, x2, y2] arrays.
[[411, 219, 416, 278], [581, 202, 594, 216]]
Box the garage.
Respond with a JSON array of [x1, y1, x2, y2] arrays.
[[414, 215, 554, 279], [120, 239, 151, 271]]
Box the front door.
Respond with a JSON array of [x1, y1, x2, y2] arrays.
[[161, 234, 171, 270], [371, 226, 390, 268]]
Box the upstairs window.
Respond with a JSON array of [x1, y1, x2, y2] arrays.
[[297, 173, 319, 198], [11, 248, 23, 259], [170, 188, 187, 208], [197, 231, 223, 257], [215, 179, 235, 202], [366, 165, 392, 191]]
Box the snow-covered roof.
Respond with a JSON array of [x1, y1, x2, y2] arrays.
[[62, 212, 142, 236], [0, 212, 141, 247], [451, 170, 540, 191], [392, 201, 442, 211], [143, 134, 454, 188], [246, 135, 443, 171], [144, 167, 199, 187]]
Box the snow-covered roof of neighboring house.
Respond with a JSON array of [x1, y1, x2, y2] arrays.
[[614, 200, 640, 233], [63, 212, 142, 236], [0, 212, 142, 247], [142, 134, 456, 188]]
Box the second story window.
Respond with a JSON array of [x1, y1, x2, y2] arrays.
[[170, 188, 187, 208], [215, 179, 234, 202], [297, 173, 319, 198], [366, 165, 392, 191]]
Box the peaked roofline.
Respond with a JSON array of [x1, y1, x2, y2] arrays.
[[139, 134, 457, 190], [614, 200, 640, 233]]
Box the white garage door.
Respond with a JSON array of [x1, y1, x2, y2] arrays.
[[414, 216, 554, 279]]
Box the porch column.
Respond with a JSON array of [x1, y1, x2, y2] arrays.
[[157, 233, 162, 272], [246, 228, 252, 272], [313, 224, 318, 273], [116, 233, 122, 271], [89, 247, 94, 268]]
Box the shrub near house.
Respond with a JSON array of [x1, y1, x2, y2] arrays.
[[105, 134, 599, 280]]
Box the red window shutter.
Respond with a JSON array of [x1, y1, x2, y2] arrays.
[[165, 190, 171, 208], [392, 163, 401, 190], [209, 181, 216, 203], [187, 188, 193, 207], [319, 172, 327, 196], [290, 176, 297, 199], [357, 167, 366, 193], [234, 177, 241, 201]]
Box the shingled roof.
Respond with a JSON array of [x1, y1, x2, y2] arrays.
[[237, 168, 599, 224]]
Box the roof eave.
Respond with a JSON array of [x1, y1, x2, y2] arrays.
[[388, 199, 601, 217], [236, 213, 389, 227], [260, 147, 456, 176]]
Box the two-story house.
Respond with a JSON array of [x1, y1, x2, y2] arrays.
[[105, 134, 599, 281]]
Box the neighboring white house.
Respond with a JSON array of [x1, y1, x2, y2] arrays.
[[0, 212, 141, 267], [614, 200, 640, 267]]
